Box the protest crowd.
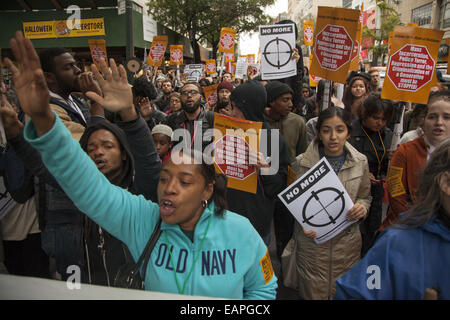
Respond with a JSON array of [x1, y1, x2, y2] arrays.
[[0, 14, 449, 301]]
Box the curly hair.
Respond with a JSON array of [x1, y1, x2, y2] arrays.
[[132, 75, 157, 100]]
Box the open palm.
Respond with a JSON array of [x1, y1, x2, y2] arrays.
[[86, 58, 133, 113], [4, 31, 50, 118]]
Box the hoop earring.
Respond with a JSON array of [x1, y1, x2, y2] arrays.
[[201, 200, 208, 208]]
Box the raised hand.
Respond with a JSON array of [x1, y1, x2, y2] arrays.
[[86, 58, 134, 113], [0, 83, 24, 138], [4, 32, 50, 117], [4, 31, 53, 136]]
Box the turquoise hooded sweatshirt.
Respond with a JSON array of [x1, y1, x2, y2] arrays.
[[24, 114, 277, 299]]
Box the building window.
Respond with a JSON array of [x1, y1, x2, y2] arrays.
[[343, 0, 352, 8], [411, 3, 433, 26], [444, 1, 450, 28]]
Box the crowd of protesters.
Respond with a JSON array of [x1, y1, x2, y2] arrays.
[[0, 28, 449, 300]]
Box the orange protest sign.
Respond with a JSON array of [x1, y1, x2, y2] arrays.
[[147, 36, 168, 66], [303, 21, 314, 46], [213, 113, 262, 194], [247, 54, 256, 64], [310, 7, 360, 84], [309, 54, 322, 87], [205, 59, 217, 75], [203, 84, 218, 108], [225, 53, 234, 63], [88, 39, 107, 69], [381, 25, 444, 104], [349, 5, 363, 71], [170, 45, 183, 65], [218, 27, 236, 53]]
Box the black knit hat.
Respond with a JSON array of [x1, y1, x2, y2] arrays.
[[265, 81, 294, 103], [230, 80, 267, 122]]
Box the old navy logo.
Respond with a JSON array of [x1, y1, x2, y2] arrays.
[[155, 244, 237, 275]]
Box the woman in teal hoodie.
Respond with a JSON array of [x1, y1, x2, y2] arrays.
[[4, 32, 277, 299]]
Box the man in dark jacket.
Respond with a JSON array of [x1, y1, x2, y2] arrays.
[[78, 115, 161, 286], [227, 80, 290, 244], [275, 20, 305, 113], [164, 82, 215, 153]]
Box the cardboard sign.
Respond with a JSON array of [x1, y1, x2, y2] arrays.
[[235, 61, 248, 79], [381, 25, 444, 104], [310, 7, 360, 84], [147, 36, 168, 67], [278, 158, 355, 244], [225, 53, 234, 63], [170, 45, 183, 65], [213, 113, 262, 194], [309, 54, 322, 87], [304, 21, 314, 46], [205, 59, 217, 75], [218, 28, 236, 53], [203, 84, 218, 108], [247, 54, 256, 64], [259, 23, 297, 80], [183, 64, 204, 82], [88, 39, 107, 69], [349, 7, 363, 71]]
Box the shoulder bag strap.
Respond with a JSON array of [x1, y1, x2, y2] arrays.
[[138, 218, 162, 288]]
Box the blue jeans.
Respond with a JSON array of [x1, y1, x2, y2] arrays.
[[41, 224, 87, 282]]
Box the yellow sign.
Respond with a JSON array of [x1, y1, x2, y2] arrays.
[[205, 59, 217, 75], [23, 19, 105, 39], [147, 36, 168, 67], [203, 84, 218, 108], [381, 25, 444, 104], [218, 27, 236, 53], [170, 45, 183, 65], [259, 250, 274, 285], [88, 39, 107, 69], [386, 166, 405, 198], [303, 21, 314, 46], [310, 7, 360, 84], [213, 113, 262, 194], [349, 5, 363, 71]]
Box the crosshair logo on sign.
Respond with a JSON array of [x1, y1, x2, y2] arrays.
[[302, 187, 346, 227], [262, 37, 293, 69]]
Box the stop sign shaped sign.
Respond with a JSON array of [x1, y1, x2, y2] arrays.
[[387, 44, 435, 91], [315, 24, 353, 71], [214, 134, 255, 180]]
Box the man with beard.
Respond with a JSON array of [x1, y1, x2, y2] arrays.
[[153, 78, 174, 112], [39, 48, 105, 141], [2, 48, 106, 281], [212, 81, 234, 116], [164, 82, 215, 153]]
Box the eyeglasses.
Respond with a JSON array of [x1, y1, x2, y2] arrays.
[[180, 90, 200, 96]]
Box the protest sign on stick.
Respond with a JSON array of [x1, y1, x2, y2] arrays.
[[310, 7, 360, 84], [213, 114, 262, 194], [88, 39, 107, 69], [147, 36, 168, 67], [259, 23, 297, 80], [170, 45, 183, 65], [381, 25, 444, 104], [278, 158, 355, 244]]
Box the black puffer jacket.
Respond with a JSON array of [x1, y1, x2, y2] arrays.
[[227, 81, 290, 237]]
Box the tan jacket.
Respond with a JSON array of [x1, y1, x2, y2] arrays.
[[291, 140, 371, 300]]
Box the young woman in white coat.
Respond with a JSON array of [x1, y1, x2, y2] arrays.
[[291, 106, 372, 299]]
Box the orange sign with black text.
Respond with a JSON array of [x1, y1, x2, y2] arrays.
[[147, 36, 168, 67], [382, 25, 444, 104], [310, 7, 360, 84], [213, 113, 262, 194]]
